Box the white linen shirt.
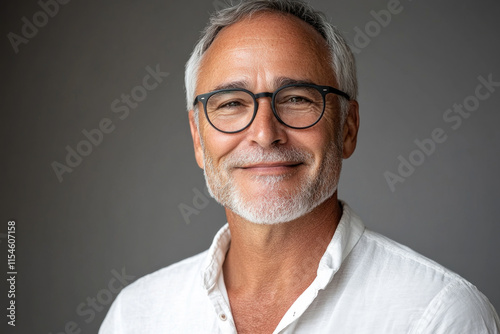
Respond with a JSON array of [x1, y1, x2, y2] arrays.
[[100, 202, 500, 333]]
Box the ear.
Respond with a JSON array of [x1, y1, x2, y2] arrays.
[[342, 100, 360, 159], [188, 110, 204, 169]]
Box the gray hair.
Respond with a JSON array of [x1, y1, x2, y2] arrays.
[[184, 0, 357, 122]]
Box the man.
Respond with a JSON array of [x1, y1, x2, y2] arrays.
[[100, 1, 500, 333]]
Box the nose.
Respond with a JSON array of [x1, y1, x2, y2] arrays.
[[246, 94, 288, 148]]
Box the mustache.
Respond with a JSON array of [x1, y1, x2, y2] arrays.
[[222, 146, 313, 169]]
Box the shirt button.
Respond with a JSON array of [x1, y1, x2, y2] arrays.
[[219, 313, 227, 321]]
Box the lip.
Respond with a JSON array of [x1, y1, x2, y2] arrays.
[[237, 162, 303, 174], [240, 162, 301, 168]]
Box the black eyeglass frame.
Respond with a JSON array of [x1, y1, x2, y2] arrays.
[[193, 83, 351, 134]]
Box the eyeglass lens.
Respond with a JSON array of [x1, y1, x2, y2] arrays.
[[205, 85, 324, 132]]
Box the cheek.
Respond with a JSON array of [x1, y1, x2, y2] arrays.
[[302, 123, 339, 165], [324, 94, 343, 122], [201, 127, 243, 163], [322, 105, 342, 131], [284, 131, 331, 168]]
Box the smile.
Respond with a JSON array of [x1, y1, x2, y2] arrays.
[[237, 162, 303, 175]]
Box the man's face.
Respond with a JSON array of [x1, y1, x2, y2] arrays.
[[190, 12, 354, 224]]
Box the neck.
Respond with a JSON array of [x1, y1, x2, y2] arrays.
[[222, 194, 342, 296]]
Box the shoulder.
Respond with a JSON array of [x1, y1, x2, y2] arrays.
[[99, 251, 209, 333], [342, 228, 466, 301], [120, 250, 207, 300], [358, 229, 463, 280], [104, 251, 207, 315], [352, 229, 500, 332], [409, 278, 500, 333]]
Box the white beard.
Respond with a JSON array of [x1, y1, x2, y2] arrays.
[[201, 136, 343, 225]]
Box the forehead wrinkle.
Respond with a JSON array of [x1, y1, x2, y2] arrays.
[[210, 77, 319, 95], [272, 77, 316, 88], [212, 80, 251, 91], [209, 77, 321, 95]]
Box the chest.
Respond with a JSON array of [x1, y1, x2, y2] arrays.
[[228, 292, 300, 334], [231, 300, 284, 334]]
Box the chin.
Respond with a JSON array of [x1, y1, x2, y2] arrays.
[[227, 183, 338, 225]]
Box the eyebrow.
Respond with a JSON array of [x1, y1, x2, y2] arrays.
[[212, 80, 250, 91], [211, 77, 317, 92], [273, 77, 316, 87]]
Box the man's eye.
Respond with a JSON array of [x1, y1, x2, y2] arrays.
[[288, 96, 308, 103], [281, 96, 312, 105], [219, 100, 242, 108]]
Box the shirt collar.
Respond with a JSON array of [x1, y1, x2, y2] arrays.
[[201, 223, 231, 291], [315, 200, 365, 289], [200, 200, 365, 291]]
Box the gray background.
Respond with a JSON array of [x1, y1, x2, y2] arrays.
[[1, 0, 499, 332]]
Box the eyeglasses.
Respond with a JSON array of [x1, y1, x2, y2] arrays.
[[194, 83, 350, 133]]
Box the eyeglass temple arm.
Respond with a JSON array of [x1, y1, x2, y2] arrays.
[[324, 86, 350, 100]]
